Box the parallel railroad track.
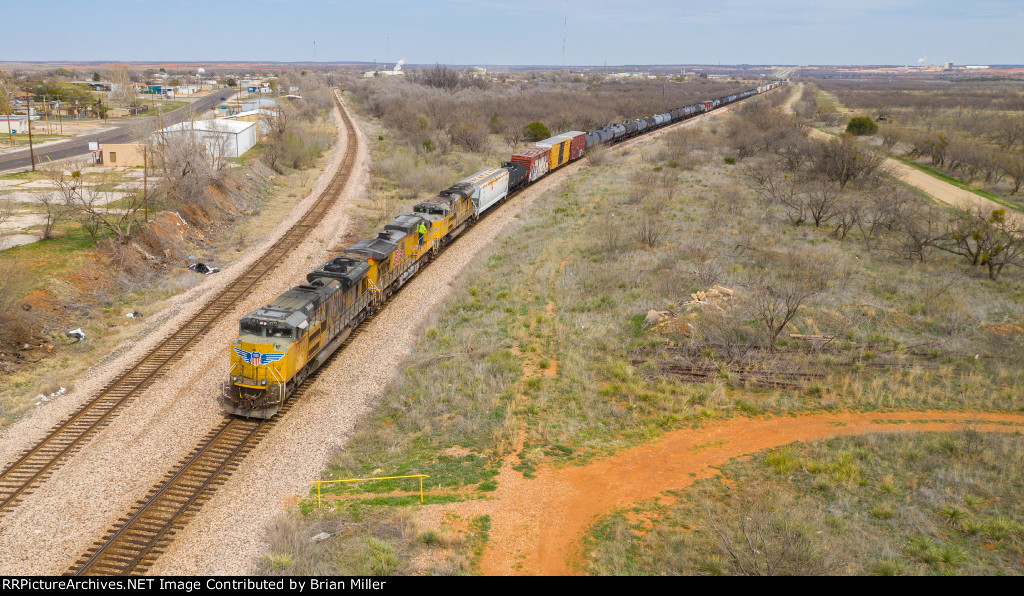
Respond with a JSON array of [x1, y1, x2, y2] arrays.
[[60, 87, 778, 576], [66, 289, 379, 576], [0, 89, 357, 519], [63, 139, 573, 575]]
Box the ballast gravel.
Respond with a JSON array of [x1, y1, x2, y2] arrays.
[[0, 100, 734, 575], [0, 98, 358, 575], [149, 108, 726, 575]]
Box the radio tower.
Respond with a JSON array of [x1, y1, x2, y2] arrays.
[[562, 0, 567, 73]]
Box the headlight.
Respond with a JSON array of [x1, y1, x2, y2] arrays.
[[261, 379, 267, 386]]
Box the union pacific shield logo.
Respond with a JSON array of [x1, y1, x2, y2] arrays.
[[234, 347, 285, 366]]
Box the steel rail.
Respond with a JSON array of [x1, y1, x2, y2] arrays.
[[0, 89, 357, 517]]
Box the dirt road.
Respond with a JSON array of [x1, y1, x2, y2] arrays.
[[786, 83, 1023, 225], [417, 410, 1024, 575]]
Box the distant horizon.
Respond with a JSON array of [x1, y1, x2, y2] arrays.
[[2, 61, 1022, 70], [1, 1, 1021, 66]]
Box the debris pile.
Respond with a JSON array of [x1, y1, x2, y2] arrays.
[[34, 386, 67, 407], [66, 328, 86, 342], [645, 310, 670, 325], [685, 285, 735, 307], [188, 262, 220, 275], [642, 286, 738, 337]]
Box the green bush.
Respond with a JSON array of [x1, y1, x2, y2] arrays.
[[846, 116, 879, 136], [523, 121, 551, 142]]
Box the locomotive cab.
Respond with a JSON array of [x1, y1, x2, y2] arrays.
[[223, 305, 308, 418]]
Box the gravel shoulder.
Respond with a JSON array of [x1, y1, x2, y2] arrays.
[[0, 97, 357, 575], [146, 100, 755, 576]]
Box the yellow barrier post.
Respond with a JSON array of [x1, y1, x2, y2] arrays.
[[312, 475, 430, 509]]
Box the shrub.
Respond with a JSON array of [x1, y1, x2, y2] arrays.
[[523, 121, 551, 142], [846, 116, 879, 136]]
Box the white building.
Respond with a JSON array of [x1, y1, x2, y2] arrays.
[[154, 119, 259, 160], [364, 59, 406, 78]]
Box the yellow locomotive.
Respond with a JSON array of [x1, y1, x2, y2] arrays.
[[221, 180, 479, 418], [221, 82, 784, 418]]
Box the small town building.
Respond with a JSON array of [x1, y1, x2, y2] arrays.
[[97, 143, 146, 168], [222, 108, 278, 134], [154, 118, 259, 159], [108, 105, 149, 118]]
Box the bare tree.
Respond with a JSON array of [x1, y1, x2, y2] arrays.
[[150, 128, 221, 214], [892, 201, 941, 262], [744, 163, 805, 223], [110, 64, 138, 108], [634, 213, 665, 248], [72, 176, 145, 244], [700, 494, 843, 576], [410, 64, 461, 91], [41, 162, 89, 239], [750, 252, 829, 351], [805, 177, 841, 227], [988, 116, 1024, 150], [832, 193, 865, 240], [935, 208, 1024, 281], [814, 135, 882, 189], [998, 152, 1024, 195], [37, 192, 74, 239]]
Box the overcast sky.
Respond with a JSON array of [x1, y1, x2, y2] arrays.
[[3, 0, 1021, 66]]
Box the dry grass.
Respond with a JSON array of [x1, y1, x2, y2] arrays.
[[257, 508, 475, 576], [0, 106, 339, 428], [284, 87, 1024, 575], [584, 431, 1024, 575]]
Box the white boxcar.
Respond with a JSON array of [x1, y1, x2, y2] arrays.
[[462, 167, 510, 216]]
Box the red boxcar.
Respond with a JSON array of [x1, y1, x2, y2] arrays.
[[563, 131, 586, 161], [511, 147, 551, 183]]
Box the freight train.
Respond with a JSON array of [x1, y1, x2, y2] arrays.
[[220, 81, 785, 418]]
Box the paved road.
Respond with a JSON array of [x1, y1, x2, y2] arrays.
[[0, 91, 236, 173]]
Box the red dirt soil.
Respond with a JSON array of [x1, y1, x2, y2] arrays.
[[417, 410, 1024, 576]]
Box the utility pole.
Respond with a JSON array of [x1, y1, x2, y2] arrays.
[[562, 0, 567, 74], [143, 145, 148, 223], [5, 90, 11, 146], [27, 97, 36, 170]]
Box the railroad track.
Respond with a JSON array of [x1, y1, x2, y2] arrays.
[[60, 88, 778, 576], [66, 294, 377, 576], [0, 89, 357, 519]]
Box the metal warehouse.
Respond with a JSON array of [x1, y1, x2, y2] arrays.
[[154, 119, 259, 159]]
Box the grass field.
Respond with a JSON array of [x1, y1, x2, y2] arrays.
[[264, 92, 1024, 574], [583, 431, 1024, 575]]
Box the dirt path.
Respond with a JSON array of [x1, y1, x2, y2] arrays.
[[417, 410, 1024, 575], [780, 82, 803, 115], [806, 127, 1024, 225], [787, 84, 1023, 225]]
